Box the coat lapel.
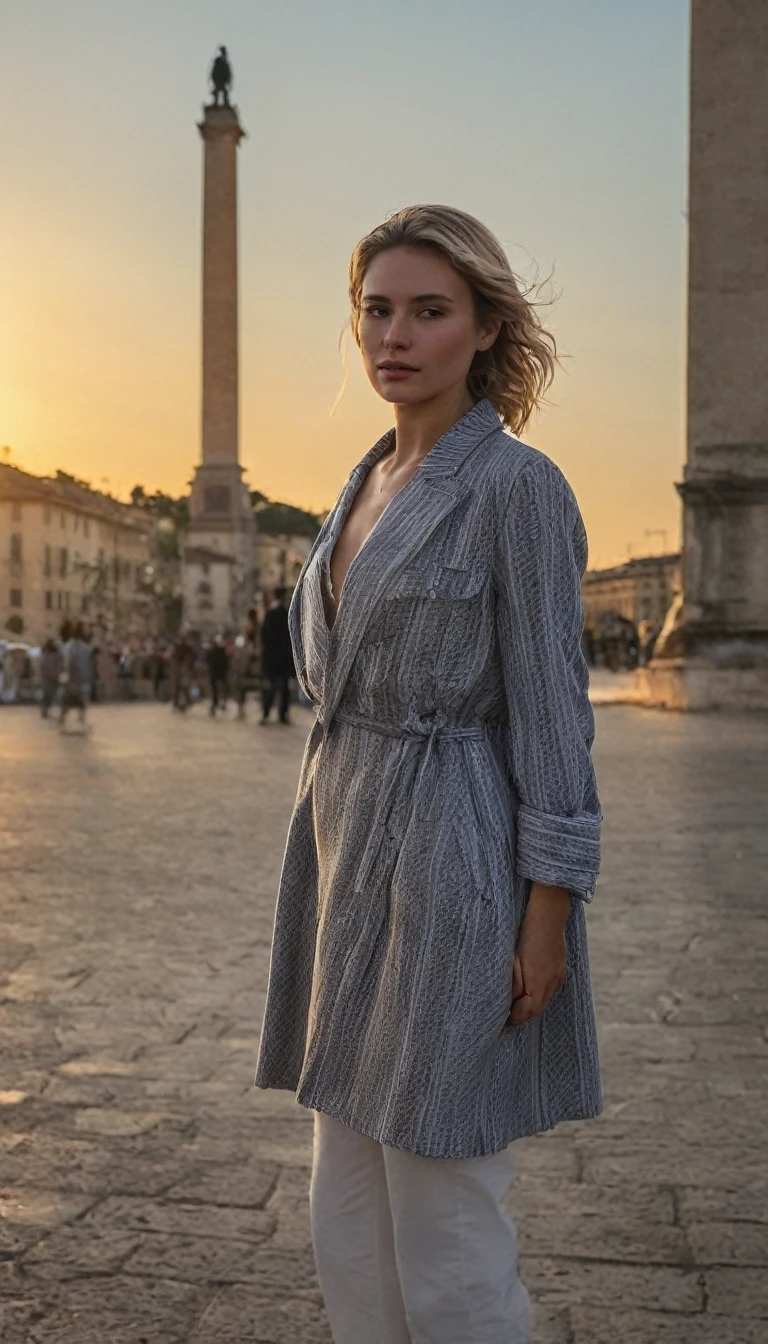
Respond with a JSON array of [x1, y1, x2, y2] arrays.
[[288, 428, 396, 701], [317, 399, 503, 728]]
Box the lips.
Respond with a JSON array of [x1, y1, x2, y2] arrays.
[[378, 362, 419, 373]]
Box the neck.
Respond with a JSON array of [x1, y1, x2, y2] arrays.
[[390, 388, 477, 466]]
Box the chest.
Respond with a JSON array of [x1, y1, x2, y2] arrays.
[[328, 458, 422, 605], [322, 485, 496, 644]]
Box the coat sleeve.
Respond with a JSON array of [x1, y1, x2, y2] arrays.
[[494, 454, 601, 902]]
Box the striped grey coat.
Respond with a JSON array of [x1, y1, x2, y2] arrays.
[[255, 397, 602, 1158]]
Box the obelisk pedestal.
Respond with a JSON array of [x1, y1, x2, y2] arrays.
[[184, 98, 254, 636], [639, 1, 768, 710]]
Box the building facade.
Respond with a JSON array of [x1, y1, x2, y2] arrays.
[[0, 465, 158, 646], [582, 553, 680, 632], [181, 543, 237, 636], [253, 533, 313, 598]]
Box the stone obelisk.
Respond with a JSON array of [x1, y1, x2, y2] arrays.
[[640, 1, 768, 709], [185, 49, 254, 634]]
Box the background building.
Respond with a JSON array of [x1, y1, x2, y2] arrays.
[[0, 464, 158, 645], [253, 533, 312, 598], [582, 553, 680, 631], [182, 543, 237, 635]]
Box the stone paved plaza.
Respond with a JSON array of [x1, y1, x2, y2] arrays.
[[0, 696, 766, 1343]]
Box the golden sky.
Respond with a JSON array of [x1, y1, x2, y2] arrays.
[[2, 0, 689, 569]]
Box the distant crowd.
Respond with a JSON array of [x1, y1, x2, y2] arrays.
[[2, 597, 661, 724], [168, 589, 296, 723], [2, 587, 299, 731], [582, 616, 661, 672]]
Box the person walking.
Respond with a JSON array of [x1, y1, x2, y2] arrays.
[[206, 635, 230, 717], [59, 622, 93, 733], [259, 587, 295, 724], [231, 633, 256, 719], [170, 633, 195, 711], [89, 638, 100, 703], [39, 638, 63, 718], [254, 205, 602, 1344]]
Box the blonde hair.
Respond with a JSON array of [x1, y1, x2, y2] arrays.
[[348, 204, 557, 433]]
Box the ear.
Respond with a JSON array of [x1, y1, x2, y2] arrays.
[[476, 316, 503, 352]]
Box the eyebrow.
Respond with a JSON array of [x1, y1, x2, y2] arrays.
[[361, 292, 456, 305]]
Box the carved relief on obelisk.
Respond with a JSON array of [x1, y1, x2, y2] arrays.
[[184, 48, 254, 635]]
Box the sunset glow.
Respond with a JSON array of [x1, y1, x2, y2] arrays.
[[2, 0, 688, 568]]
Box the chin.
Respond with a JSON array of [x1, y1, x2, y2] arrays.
[[375, 380, 431, 407]]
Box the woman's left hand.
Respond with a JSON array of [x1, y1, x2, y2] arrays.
[[506, 883, 570, 1026]]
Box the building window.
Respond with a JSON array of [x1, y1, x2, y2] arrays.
[[44, 505, 51, 524], [45, 591, 53, 609], [60, 511, 66, 528], [56, 592, 63, 610], [44, 544, 52, 577], [65, 591, 70, 610], [81, 595, 89, 613], [11, 502, 22, 521], [84, 518, 90, 538], [10, 534, 22, 562], [73, 514, 79, 533], [59, 547, 68, 577], [10, 588, 22, 607]]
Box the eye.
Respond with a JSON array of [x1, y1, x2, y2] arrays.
[[420, 308, 444, 319], [363, 306, 389, 318]]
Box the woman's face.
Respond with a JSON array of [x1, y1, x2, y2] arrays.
[[357, 246, 500, 409]]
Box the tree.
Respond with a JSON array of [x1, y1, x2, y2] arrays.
[[128, 487, 189, 561], [251, 493, 322, 538], [56, 469, 96, 492]]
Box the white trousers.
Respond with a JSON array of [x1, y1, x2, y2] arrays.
[[309, 1110, 530, 1344]]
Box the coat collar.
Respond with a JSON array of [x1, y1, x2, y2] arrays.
[[288, 398, 504, 699], [312, 398, 503, 728], [350, 396, 502, 482]]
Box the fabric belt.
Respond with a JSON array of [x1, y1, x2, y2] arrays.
[[332, 707, 487, 743], [325, 708, 488, 894]]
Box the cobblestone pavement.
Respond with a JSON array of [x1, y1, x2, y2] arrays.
[[0, 700, 766, 1343]]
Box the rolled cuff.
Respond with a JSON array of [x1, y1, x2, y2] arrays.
[[516, 803, 602, 903]]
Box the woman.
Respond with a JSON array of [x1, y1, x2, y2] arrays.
[[255, 204, 602, 1343], [59, 621, 92, 733], [39, 638, 63, 718]]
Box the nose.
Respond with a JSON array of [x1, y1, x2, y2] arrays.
[[382, 314, 412, 351]]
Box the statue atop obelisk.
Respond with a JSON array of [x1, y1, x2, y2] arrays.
[[184, 48, 254, 635]]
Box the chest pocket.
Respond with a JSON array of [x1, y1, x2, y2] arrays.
[[367, 562, 488, 643], [392, 562, 485, 600]]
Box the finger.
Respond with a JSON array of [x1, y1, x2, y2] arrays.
[[509, 993, 534, 1025], [514, 990, 552, 1023], [511, 953, 524, 1003]]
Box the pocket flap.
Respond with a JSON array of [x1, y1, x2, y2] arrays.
[[387, 563, 486, 602]]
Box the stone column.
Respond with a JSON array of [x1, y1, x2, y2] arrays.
[[186, 101, 254, 634], [200, 106, 243, 466], [640, 0, 768, 709]]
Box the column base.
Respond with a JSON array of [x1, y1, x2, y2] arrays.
[[635, 657, 768, 711]]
